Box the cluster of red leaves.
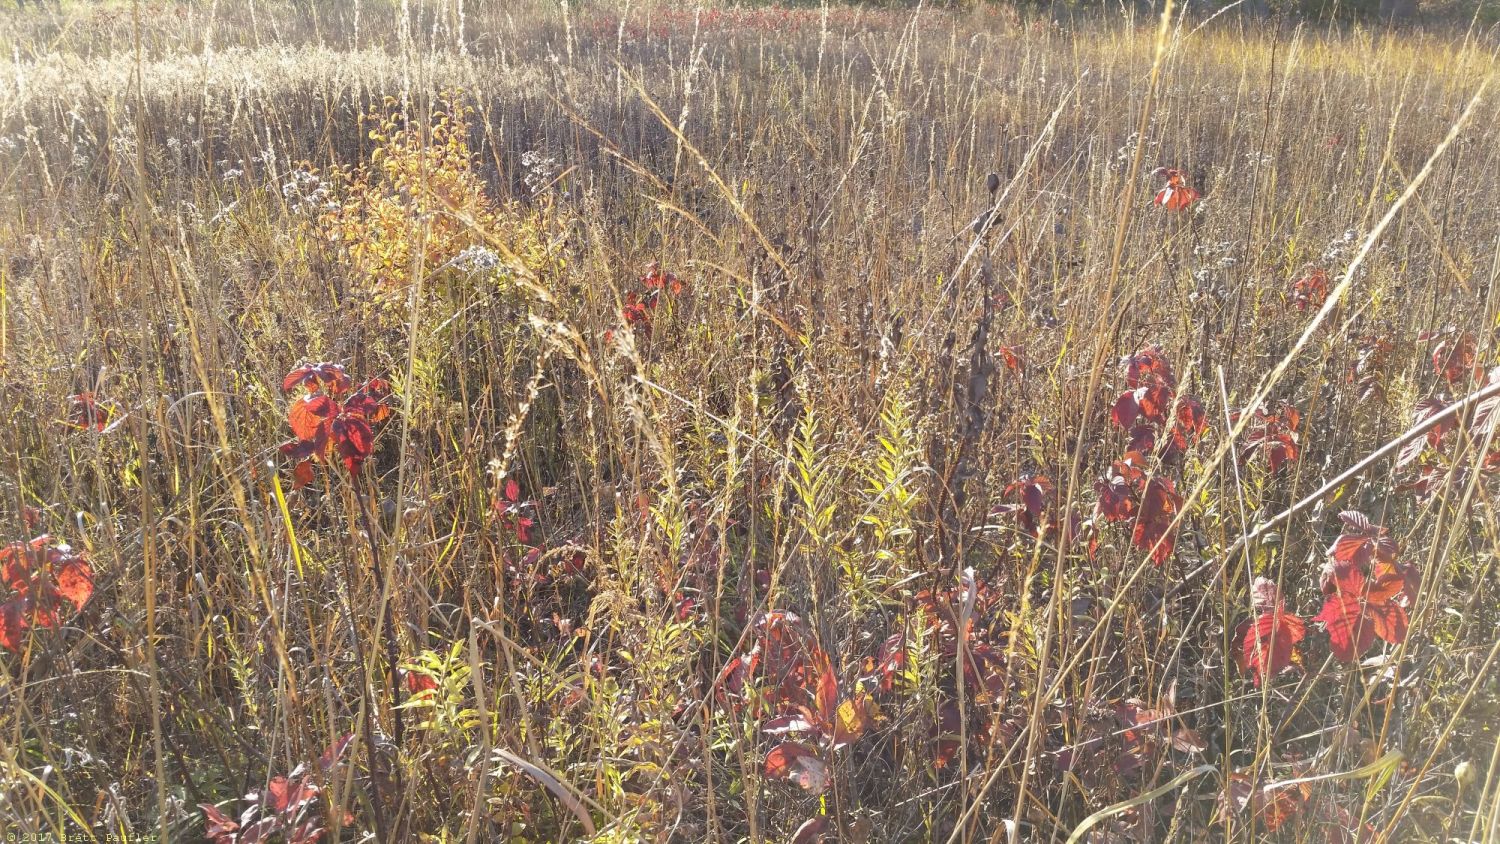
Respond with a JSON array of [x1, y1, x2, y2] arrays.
[[491, 478, 535, 544], [1234, 401, 1302, 473], [1109, 346, 1206, 463], [610, 262, 687, 341], [1094, 347, 1201, 564], [0, 535, 94, 652], [1422, 328, 1481, 386], [905, 571, 1016, 768], [1116, 350, 1206, 464], [201, 734, 354, 844], [1236, 512, 1419, 684], [489, 479, 588, 590], [1221, 766, 1377, 840], [1236, 577, 1305, 687], [1347, 333, 1396, 402], [1313, 512, 1418, 663], [1094, 453, 1184, 565], [1152, 167, 1200, 211], [1290, 267, 1330, 312], [1397, 331, 1500, 496], [279, 364, 392, 489], [717, 611, 874, 794], [64, 392, 118, 432], [992, 474, 1067, 539]]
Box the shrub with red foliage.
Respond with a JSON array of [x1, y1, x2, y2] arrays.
[[1313, 512, 1418, 663], [1234, 401, 1302, 472], [717, 611, 874, 794], [1422, 328, 1479, 386], [1093, 452, 1183, 565], [64, 392, 116, 432], [200, 734, 354, 844], [608, 262, 689, 342], [279, 363, 392, 488], [993, 474, 1061, 538]]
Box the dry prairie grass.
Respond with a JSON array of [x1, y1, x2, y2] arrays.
[[0, 1, 1498, 842]]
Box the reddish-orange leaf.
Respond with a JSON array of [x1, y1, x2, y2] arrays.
[[812, 649, 838, 721], [288, 395, 336, 443], [1314, 587, 1376, 663], [283, 363, 351, 395], [1291, 268, 1330, 311], [0, 598, 27, 652], [291, 460, 315, 490], [65, 392, 112, 432], [403, 669, 439, 695], [1133, 476, 1182, 566], [53, 556, 93, 613], [1237, 607, 1306, 686], [1152, 169, 1200, 211]]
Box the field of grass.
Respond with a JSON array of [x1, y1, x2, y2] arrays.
[[1, 1, 1499, 841]]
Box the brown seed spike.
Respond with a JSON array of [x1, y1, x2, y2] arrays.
[[985, 171, 1000, 195]]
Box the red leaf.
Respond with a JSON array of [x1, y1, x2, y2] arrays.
[[52, 556, 93, 612], [0, 598, 28, 652], [403, 668, 438, 695], [291, 460, 315, 490], [65, 392, 112, 432], [333, 416, 375, 474], [318, 734, 355, 772], [1314, 587, 1377, 663], [764, 742, 828, 793], [1430, 331, 1477, 385], [1237, 608, 1306, 686], [200, 803, 240, 841], [1123, 345, 1177, 390], [1291, 268, 1330, 311], [1133, 476, 1182, 566], [1152, 170, 1200, 211], [283, 363, 351, 395], [288, 395, 336, 442], [813, 649, 838, 721], [1111, 391, 1141, 429], [1326, 512, 1397, 574], [262, 775, 292, 813]]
